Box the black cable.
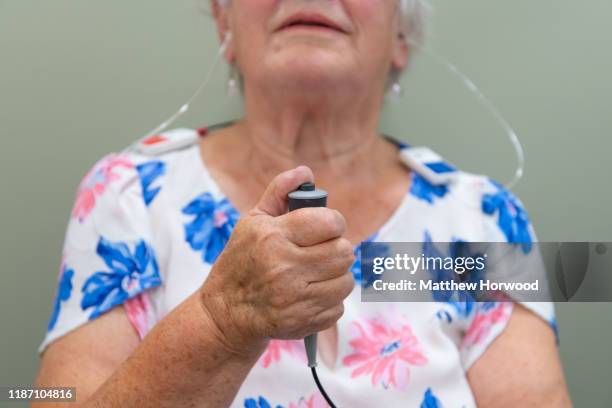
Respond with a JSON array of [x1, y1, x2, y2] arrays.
[[311, 366, 338, 408]]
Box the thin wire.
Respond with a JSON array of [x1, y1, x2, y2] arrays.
[[139, 34, 231, 141], [311, 367, 337, 408], [138, 31, 524, 189], [408, 41, 525, 189]]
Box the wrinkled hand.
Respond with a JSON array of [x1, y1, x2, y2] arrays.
[[199, 166, 355, 356]]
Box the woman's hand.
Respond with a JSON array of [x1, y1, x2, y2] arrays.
[[199, 165, 355, 356]]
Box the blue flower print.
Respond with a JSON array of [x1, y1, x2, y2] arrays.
[[410, 173, 449, 204], [81, 238, 161, 320], [420, 387, 443, 408], [136, 160, 166, 206], [482, 179, 532, 254], [350, 233, 378, 283], [47, 266, 74, 331], [182, 192, 240, 264], [352, 234, 394, 288], [478, 301, 498, 312], [423, 231, 479, 320], [244, 396, 283, 408]]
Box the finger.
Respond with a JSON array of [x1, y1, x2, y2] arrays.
[[279, 207, 346, 247], [305, 272, 355, 309], [252, 166, 314, 217], [292, 237, 355, 282]]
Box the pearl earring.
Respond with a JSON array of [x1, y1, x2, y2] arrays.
[[227, 65, 239, 96], [391, 81, 403, 99]]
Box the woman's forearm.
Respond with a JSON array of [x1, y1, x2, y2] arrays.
[[33, 168, 351, 408], [84, 293, 267, 408]]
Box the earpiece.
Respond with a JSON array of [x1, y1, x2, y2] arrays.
[[221, 31, 233, 52]]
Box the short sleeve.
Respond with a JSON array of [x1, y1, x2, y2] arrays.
[[39, 152, 165, 352], [458, 178, 557, 370]]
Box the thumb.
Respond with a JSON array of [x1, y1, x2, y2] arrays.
[[252, 166, 314, 217]]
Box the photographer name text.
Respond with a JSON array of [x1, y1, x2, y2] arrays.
[[372, 279, 540, 292]]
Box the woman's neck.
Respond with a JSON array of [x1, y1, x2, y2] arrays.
[[198, 82, 410, 243], [237, 83, 393, 188]]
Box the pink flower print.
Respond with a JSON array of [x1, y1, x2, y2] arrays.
[[72, 154, 133, 222], [124, 292, 155, 340], [342, 316, 427, 389], [462, 302, 513, 349], [288, 393, 328, 408], [259, 340, 306, 368]]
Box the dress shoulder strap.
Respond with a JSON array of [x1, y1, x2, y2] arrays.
[[399, 146, 459, 186], [130, 128, 203, 156]]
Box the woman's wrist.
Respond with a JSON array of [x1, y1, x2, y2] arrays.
[[197, 283, 269, 361]]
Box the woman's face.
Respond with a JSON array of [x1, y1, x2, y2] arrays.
[[215, 0, 408, 95]]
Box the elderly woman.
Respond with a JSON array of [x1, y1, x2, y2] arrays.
[[35, 1, 571, 407]]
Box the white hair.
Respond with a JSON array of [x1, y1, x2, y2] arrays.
[[390, 0, 432, 86], [397, 0, 432, 48]]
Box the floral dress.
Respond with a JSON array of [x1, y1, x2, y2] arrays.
[[40, 124, 556, 408]]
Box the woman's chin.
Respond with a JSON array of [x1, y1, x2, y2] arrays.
[[268, 71, 351, 96], [261, 57, 356, 92]]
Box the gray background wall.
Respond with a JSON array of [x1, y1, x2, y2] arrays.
[[1, 0, 611, 406]]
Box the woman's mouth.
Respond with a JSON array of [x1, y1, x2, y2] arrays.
[[277, 12, 348, 35]]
